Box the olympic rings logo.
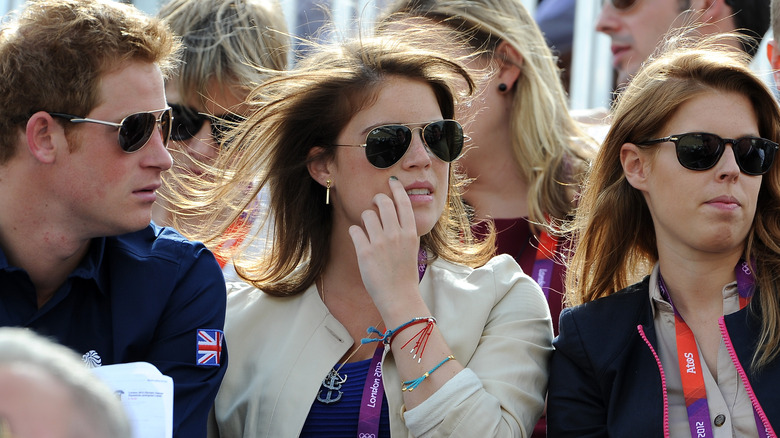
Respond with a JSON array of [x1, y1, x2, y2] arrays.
[[358, 434, 376, 438]]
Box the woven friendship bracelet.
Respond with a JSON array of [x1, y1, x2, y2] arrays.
[[361, 316, 436, 346], [401, 355, 455, 391]]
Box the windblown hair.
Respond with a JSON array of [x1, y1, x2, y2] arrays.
[[0, 328, 131, 438], [380, 0, 595, 232], [158, 0, 289, 107], [184, 35, 495, 296], [0, 0, 180, 164], [565, 34, 780, 369]]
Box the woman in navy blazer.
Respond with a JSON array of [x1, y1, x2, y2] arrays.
[[548, 34, 780, 437]]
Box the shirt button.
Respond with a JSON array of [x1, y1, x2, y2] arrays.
[[714, 414, 726, 427]]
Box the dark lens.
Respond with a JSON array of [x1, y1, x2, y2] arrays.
[[210, 113, 245, 146], [159, 108, 172, 148], [676, 133, 722, 171], [170, 103, 205, 141], [423, 120, 463, 162], [734, 138, 777, 175], [119, 112, 156, 152], [610, 0, 637, 9], [364, 125, 412, 168]]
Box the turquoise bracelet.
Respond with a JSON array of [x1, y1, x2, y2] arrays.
[[401, 355, 455, 392]]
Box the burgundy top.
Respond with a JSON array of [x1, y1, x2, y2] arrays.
[[473, 217, 567, 336], [474, 217, 568, 438]]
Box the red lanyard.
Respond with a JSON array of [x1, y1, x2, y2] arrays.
[[659, 260, 766, 438], [531, 230, 558, 298]]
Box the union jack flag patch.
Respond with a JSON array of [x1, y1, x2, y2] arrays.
[[196, 329, 224, 367]]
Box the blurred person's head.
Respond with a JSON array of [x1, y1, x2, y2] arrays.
[[597, 0, 770, 87], [156, 0, 288, 192], [0, 328, 131, 438]]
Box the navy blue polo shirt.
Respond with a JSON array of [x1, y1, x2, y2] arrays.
[[0, 223, 228, 438]]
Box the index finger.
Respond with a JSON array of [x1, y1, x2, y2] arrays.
[[388, 176, 417, 232]]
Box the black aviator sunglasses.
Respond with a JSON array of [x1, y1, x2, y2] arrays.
[[639, 132, 779, 176], [48, 107, 172, 153], [169, 103, 245, 145], [333, 120, 464, 169]]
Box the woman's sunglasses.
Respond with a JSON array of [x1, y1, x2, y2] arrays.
[[639, 132, 779, 176], [48, 107, 172, 153], [333, 120, 464, 169], [169, 103, 245, 145]]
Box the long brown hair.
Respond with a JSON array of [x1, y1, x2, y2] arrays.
[[183, 35, 495, 296], [565, 35, 780, 369]]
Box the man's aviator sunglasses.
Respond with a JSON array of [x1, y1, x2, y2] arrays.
[[169, 103, 245, 145], [333, 120, 464, 169], [48, 107, 172, 153], [639, 132, 779, 176]]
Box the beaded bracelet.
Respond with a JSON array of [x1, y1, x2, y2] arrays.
[[401, 355, 455, 391]]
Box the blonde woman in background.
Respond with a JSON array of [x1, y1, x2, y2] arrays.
[[153, 0, 289, 271], [380, 0, 596, 337]]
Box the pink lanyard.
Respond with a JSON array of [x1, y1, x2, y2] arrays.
[[356, 248, 428, 438], [659, 260, 767, 438]]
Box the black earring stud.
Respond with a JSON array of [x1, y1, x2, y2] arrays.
[[498, 83, 508, 92]]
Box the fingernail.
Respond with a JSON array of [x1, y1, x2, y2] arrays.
[[389, 176, 398, 181]]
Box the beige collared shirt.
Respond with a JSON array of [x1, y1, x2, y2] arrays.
[[649, 264, 758, 438]]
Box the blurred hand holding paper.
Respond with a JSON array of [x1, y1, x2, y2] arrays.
[[92, 361, 174, 438]]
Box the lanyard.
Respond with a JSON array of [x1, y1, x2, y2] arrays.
[[355, 248, 428, 438], [659, 260, 766, 438], [531, 230, 559, 298], [213, 204, 258, 268], [357, 344, 385, 437]]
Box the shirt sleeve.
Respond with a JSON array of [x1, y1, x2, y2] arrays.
[[144, 244, 228, 438], [405, 256, 554, 437]]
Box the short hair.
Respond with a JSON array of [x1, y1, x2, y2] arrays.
[[0, 328, 131, 438], [0, 0, 180, 164], [158, 0, 289, 108], [726, 0, 771, 57], [186, 34, 494, 296], [380, 0, 596, 231], [565, 34, 780, 368]]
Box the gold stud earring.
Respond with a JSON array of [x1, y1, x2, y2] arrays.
[[325, 179, 331, 205]]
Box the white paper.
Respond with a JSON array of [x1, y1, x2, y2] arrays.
[[92, 361, 173, 438]]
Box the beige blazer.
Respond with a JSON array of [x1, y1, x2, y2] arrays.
[[209, 254, 553, 437]]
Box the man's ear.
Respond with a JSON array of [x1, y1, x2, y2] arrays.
[[689, 0, 730, 25], [621, 142, 650, 191], [306, 146, 332, 187], [26, 112, 64, 164], [495, 41, 523, 92]]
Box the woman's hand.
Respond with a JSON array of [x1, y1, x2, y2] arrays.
[[348, 177, 421, 314]]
